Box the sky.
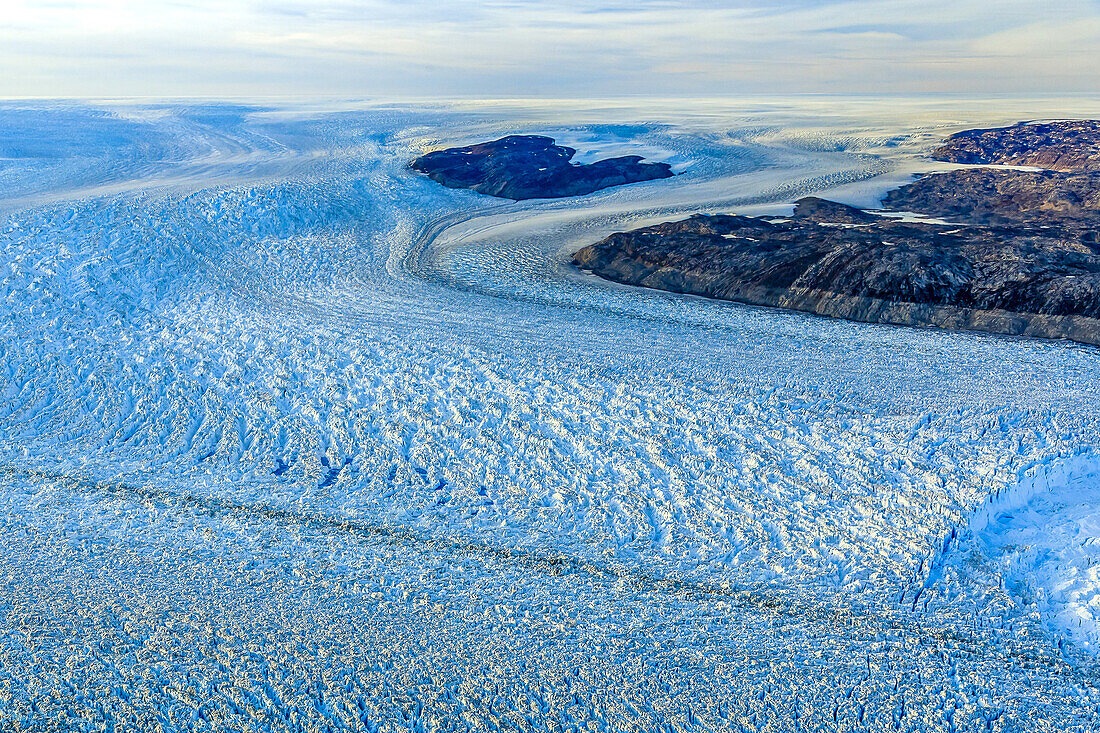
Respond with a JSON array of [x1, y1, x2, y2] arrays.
[[2, 0, 1099, 98]]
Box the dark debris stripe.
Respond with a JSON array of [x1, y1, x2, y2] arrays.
[[1, 463, 1096, 682]]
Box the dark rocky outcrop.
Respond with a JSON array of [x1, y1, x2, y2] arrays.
[[573, 121, 1100, 345], [789, 196, 878, 224], [574, 206, 1100, 344], [884, 168, 1100, 226], [931, 120, 1100, 173], [409, 135, 673, 200]]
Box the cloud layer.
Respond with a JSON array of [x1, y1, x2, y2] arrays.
[[3, 0, 1099, 97]]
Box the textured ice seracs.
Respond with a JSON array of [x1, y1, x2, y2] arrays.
[[3, 100, 1100, 729]]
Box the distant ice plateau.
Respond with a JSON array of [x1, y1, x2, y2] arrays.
[[2, 97, 1100, 731]]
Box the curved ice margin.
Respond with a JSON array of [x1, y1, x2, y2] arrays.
[[968, 453, 1100, 536], [936, 453, 1100, 652], [920, 454, 1100, 572]]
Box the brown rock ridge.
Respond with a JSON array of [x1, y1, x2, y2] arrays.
[[883, 168, 1100, 226], [931, 120, 1100, 173], [573, 121, 1100, 345]]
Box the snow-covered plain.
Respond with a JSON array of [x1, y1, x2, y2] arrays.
[[3, 97, 1100, 730]]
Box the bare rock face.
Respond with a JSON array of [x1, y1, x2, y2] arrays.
[[883, 168, 1100, 226], [409, 135, 673, 200], [931, 120, 1100, 173], [791, 196, 878, 224], [574, 207, 1100, 344], [573, 119, 1100, 345]]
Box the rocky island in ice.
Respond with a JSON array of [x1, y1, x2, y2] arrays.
[[409, 134, 674, 199]]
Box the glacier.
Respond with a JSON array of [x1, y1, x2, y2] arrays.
[[2, 97, 1100, 730]]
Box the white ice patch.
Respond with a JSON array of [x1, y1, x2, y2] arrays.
[[869, 210, 959, 226], [967, 163, 1049, 173], [548, 130, 694, 173], [972, 455, 1100, 652]]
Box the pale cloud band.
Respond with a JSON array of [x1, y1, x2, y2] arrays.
[[2, 0, 1098, 97]]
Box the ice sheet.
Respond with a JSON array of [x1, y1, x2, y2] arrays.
[[3, 97, 1100, 730]]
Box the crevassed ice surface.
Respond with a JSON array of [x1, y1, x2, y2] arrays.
[[2, 98, 1100, 731]]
